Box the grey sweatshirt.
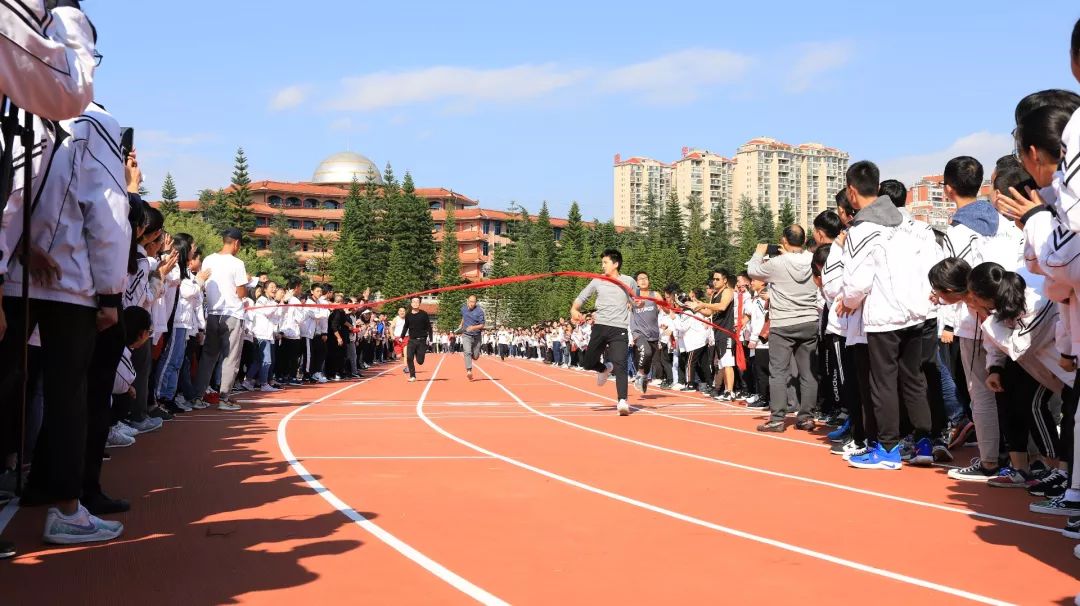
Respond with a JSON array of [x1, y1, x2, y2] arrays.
[[576, 275, 638, 328], [746, 249, 818, 328]]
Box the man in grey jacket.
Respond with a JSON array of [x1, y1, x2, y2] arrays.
[[747, 225, 819, 432]]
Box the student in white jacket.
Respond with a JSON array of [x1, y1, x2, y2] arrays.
[[0, 99, 129, 546], [839, 161, 933, 470]]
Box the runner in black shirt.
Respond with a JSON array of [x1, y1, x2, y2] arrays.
[[402, 296, 432, 381]]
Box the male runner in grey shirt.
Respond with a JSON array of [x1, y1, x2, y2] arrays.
[[458, 294, 485, 381], [570, 248, 638, 416], [629, 271, 661, 395]]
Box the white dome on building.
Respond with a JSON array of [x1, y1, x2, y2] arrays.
[[311, 151, 383, 185]]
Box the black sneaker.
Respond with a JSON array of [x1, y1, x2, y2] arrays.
[[1030, 496, 1080, 516], [149, 406, 174, 421], [0, 540, 14, 560], [1063, 516, 1080, 540], [82, 492, 130, 515], [931, 439, 953, 463]]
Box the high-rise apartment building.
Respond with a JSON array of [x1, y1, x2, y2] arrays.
[[907, 175, 993, 228], [614, 138, 849, 231], [612, 154, 673, 229]]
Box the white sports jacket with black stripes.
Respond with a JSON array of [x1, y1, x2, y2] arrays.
[[0, 101, 130, 308]]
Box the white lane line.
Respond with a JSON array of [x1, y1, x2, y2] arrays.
[[480, 361, 1059, 534], [279, 359, 507, 606], [420, 365, 1014, 606], [297, 456, 494, 460]]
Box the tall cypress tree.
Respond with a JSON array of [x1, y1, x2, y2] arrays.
[[776, 200, 797, 240], [207, 189, 232, 235], [269, 210, 300, 279], [661, 192, 685, 252], [333, 177, 367, 294], [683, 194, 710, 289], [436, 204, 466, 331], [706, 201, 735, 270], [557, 201, 591, 315], [403, 172, 437, 288], [642, 189, 662, 248], [735, 196, 759, 270], [160, 173, 179, 216], [382, 239, 416, 299], [229, 147, 256, 235], [756, 202, 776, 245], [364, 175, 388, 290]]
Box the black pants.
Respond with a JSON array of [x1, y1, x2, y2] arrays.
[[821, 334, 843, 416], [83, 323, 124, 499], [919, 320, 946, 436], [996, 359, 1060, 459], [581, 324, 629, 400], [867, 325, 930, 450], [407, 339, 428, 377], [633, 339, 658, 377], [850, 343, 876, 444], [752, 348, 770, 402], [0, 298, 97, 500], [1062, 371, 1078, 477], [684, 346, 711, 389], [651, 342, 673, 384], [829, 335, 865, 444], [326, 332, 346, 378], [280, 338, 303, 382]]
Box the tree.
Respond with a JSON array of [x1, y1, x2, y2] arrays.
[[556, 201, 592, 315], [641, 190, 662, 248], [159, 173, 179, 216], [706, 201, 735, 270], [402, 172, 437, 288], [661, 192, 685, 252], [735, 196, 758, 270], [682, 193, 710, 289], [228, 147, 256, 235], [776, 200, 796, 241], [383, 239, 418, 299], [268, 210, 300, 280], [164, 211, 220, 258], [365, 174, 390, 290], [332, 178, 368, 294], [436, 204, 467, 331], [756, 202, 775, 246]]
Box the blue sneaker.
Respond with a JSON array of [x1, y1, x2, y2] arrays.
[[848, 442, 903, 470], [910, 437, 933, 466], [827, 417, 851, 443]]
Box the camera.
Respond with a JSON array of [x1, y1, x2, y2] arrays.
[[766, 244, 781, 257]]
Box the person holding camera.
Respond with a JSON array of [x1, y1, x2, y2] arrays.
[[748, 225, 820, 432]]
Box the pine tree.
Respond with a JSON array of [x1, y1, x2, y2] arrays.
[[756, 202, 776, 246], [556, 201, 591, 315], [436, 204, 467, 331], [364, 175, 389, 290], [382, 239, 416, 299], [269, 210, 299, 279], [706, 201, 735, 270], [402, 172, 437, 288], [683, 194, 710, 289], [159, 173, 179, 216], [505, 208, 540, 326], [735, 196, 759, 270], [333, 178, 369, 294], [590, 218, 619, 255], [197, 188, 215, 220], [661, 192, 686, 252], [642, 190, 662, 248], [205, 189, 232, 235], [777, 200, 796, 241], [228, 147, 256, 235]]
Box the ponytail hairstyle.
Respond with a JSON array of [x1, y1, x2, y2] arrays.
[[928, 257, 971, 297], [171, 232, 194, 280], [127, 193, 147, 275], [967, 262, 1027, 323]]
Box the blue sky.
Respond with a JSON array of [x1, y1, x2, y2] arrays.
[[88, 1, 1079, 221]]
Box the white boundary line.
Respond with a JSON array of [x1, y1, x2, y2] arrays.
[[420, 364, 1014, 606], [296, 456, 494, 460], [479, 361, 1059, 534], [278, 359, 507, 606]]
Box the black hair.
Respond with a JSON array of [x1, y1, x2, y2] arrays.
[[143, 203, 164, 237], [1014, 89, 1080, 124], [713, 268, 734, 287], [664, 283, 680, 295], [286, 277, 303, 290], [995, 154, 1021, 175], [812, 210, 842, 239], [123, 306, 152, 346], [127, 193, 146, 275], [968, 262, 1027, 323], [1073, 17, 1080, 60], [737, 271, 750, 282], [634, 270, 649, 280], [878, 179, 908, 208], [1016, 105, 1076, 159], [692, 288, 704, 299], [992, 162, 1036, 196], [783, 224, 806, 247], [928, 257, 971, 295], [811, 244, 830, 276], [171, 233, 194, 280], [943, 157, 983, 198], [845, 161, 880, 197], [601, 248, 622, 270], [835, 189, 854, 217]]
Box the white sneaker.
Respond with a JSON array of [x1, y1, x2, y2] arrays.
[[190, 399, 210, 410], [173, 399, 193, 412], [649, 379, 663, 386], [127, 417, 162, 433], [241, 380, 255, 391], [116, 421, 139, 437], [408, 376, 416, 383], [596, 362, 613, 386], [107, 425, 135, 448], [174, 394, 188, 406], [218, 402, 241, 411], [670, 383, 684, 390], [617, 399, 630, 416], [43, 505, 123, 544], [260, 384, 280, 392]]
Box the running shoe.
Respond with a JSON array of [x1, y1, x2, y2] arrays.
[[830, 439, 864, 457], [1030, 496, 1080, 516], [43, 505, 123, 545], [827, 417, 851, 443], [617, 399, 630, 416], [596, 362, 613, 386], [932, 439, 953, 463], [1063, 516, 1080, 540], [466, 370, 473, 381], [848, 442, 903, 470], [910, 438, 934, 466], [987, 467, 1033, 488], [947, 417, 975, 449]]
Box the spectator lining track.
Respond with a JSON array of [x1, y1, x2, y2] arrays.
[[1, 354, 1076, 605]]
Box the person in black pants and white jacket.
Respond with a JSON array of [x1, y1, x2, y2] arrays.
[[839, 161, 935, 470]]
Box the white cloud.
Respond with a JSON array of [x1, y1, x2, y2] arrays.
[[598, 49, 752, 104], [325, 64, 588, 112], [877, 131, 1013, 185], [787, 41, 855, 93], [269, 84, 311, 111]]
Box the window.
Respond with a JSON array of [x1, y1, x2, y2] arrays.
[[493, 221, 502, 235], [287, 219, 300, 229], [301, 242, 309, 252], [433, 223, 442, 231], [323, 200, 339, 209], [268, 196, 282, 208], [286, 197, 301, 208], [303, 220, 315, 230], [304, 198, 319, 209], [325, 222, 339, 231], [553, 227, 562, 241], [482, 219, 490, 234], [256, 216, 267, 227], [482, 241, 489, 256], [257, 239, 268, 250], [430, 201, 442, 210]]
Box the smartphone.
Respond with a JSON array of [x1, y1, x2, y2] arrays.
[[120, 127, 134, 161], [766, 244, 781, 256]]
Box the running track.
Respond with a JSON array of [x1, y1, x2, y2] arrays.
[[1, 354, 1077, 604]]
